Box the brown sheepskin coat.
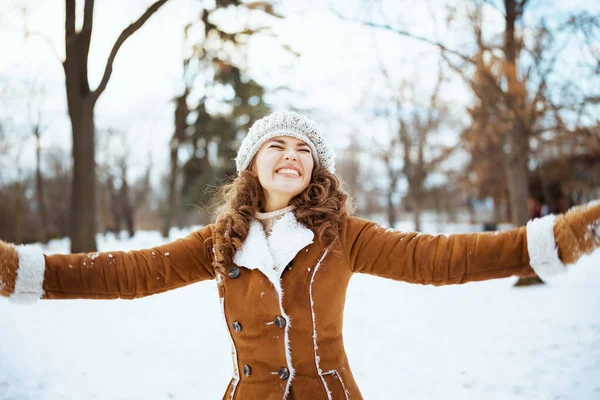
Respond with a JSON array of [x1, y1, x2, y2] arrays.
[[1, 201, 600, 399]]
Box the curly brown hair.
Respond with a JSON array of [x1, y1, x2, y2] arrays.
[[212, 166, 352, 274]]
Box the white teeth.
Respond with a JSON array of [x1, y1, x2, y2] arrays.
[[277, 168, 300, 176]]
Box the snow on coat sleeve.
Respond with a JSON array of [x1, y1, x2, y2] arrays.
[[22, 225, 215, 301], [340, 216, 535, 285]]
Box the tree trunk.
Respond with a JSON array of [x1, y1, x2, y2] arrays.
[[503, 0, 543, 286], [63, 0, 171, 250], [106, 176, 121, 236], [493, 194, 503, 223], [64, 0, 97, 253], [162, 92, 187, 238], [503, 0, 530, 227], [14, 181, 23, 244], [386, 173, 397, 228], [386, 190, 396, 228], [120, 168, 135, 238], [504, 131, 530, 226], [69, 98, 97, 252], [34, 126, 49, 243], [412, 193, 422, 232], [162, 144, 178, 238]]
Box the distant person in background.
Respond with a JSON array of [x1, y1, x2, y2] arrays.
[[541, 201, 551, 217], [2, 111, 600, 400]]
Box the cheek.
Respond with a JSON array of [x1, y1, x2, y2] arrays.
[[304, 157, 314, 175], [255, 154, 277, 178], [302, 158, 314, 186]]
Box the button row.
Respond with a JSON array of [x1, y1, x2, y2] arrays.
[[241, 365, 289, 380], [232, 316, 286, 332]]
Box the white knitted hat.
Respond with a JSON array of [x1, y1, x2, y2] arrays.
[[235, 110, 335, 174]]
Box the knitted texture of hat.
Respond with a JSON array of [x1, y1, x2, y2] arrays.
[[235, 110, 335, 174]]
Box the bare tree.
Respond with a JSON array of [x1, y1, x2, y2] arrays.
[[335, 0, 600, 228], [118, 157, 135, 238], [63, 0, 171, 252], [375, 136, 402, 228], [45, 147, 72, 239], [371, 56, 455, 230], [398, 78, 454, 231], [12, 135, 27, 244], [24, 80, 50, 244], [96, 128, 138, 238], [162, 88, 189, 238]]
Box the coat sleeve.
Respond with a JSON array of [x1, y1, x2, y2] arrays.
[[339, 216, 536, 285], [4, 225, 216, 302]]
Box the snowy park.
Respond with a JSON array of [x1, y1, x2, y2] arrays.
[[2, 0, 600, 399], [1, 223, 599, 400]]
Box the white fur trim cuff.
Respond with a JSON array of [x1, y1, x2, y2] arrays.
[[526, 215, 566, 279], [10, 245, 45, 303]]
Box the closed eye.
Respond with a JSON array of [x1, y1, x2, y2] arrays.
[[269, 144, 310, 153]]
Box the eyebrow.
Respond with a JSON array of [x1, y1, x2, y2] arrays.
[[268, 139, 311, 148]]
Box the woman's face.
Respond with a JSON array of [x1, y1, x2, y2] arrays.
[[252, 136, 314, 208]]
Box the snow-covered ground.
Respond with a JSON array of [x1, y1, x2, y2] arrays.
[[1, 222, 599, 400]]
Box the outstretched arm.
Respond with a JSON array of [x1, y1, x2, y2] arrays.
[[341, 200, 600, 285], [0, 225, 216, 302]]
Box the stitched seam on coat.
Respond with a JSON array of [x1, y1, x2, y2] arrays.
[[322, 370, 350, 399], [309, 248, 333, 400], [278, 284, 295, 400], [335, 371, 350, 399]]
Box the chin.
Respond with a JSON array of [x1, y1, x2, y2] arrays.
[[273, 184, 306, 197]]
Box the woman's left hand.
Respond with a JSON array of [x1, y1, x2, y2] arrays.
[[553, 199, 600, 265]]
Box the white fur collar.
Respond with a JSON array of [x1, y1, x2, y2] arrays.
[[233, 210, 314, 284], [232, 210, 312, 398]]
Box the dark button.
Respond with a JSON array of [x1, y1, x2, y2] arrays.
[[228, 267, 240, 279], [274, 316, 286, 328], [243, 364, 251, 377], [278, 367, 290, 380], [286, 261, 293, 269], [232, 321, 242, 332]]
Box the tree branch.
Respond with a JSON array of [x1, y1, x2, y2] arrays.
[[82, 0, 94, 33], [481, 0, 507, 18], [329, 8, 477, 66], [92, 0, 171, 101], [65, 0, 75, 39]]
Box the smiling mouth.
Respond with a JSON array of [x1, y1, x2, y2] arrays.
[[276, 168, 301, 177]]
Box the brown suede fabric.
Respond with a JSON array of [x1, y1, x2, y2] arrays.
[[42, 226, 216, 299], [0, 240, 18, 297], [554, 201, 600, 265]]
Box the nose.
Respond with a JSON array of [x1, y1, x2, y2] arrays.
[[284, 149, 298, 161]]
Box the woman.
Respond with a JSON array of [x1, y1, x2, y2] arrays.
[[1, 110, 599, 400]]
